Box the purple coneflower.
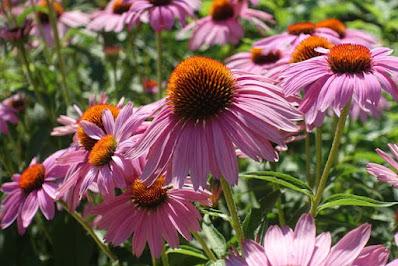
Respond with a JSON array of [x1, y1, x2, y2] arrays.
[[180, 0, 273, 50], [0, 94, 23, 135], [316, 18, 378, 47], [0, 19, 33, 42], [56, 104, 148, 210], [226, 45, 289, 75], [226, 213, 389, 266], [88, 0, 132, 32], [51, 94, 121, 137], [124, 0, 199, 32], [32, 0, 89, 46], [368, 144, 398, 188], [254, 21, 340, 50], [130, 56, 301, 189], [282, 44, 398, 129], [0, 150, 68, 234], [91, 176, 210, 258]]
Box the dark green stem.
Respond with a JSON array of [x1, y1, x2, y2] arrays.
[[310, 103, 351, 216], [220, 177, 244, 246]]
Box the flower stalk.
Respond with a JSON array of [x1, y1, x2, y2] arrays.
[[220, 176, 244, 246], [310, 103, 351, 216], [155, 30, 163, 99], [192, 231, 217, 262], [305, 131, 312, 187], [315, 127, 323, 187], [44, 0, 71, 105], [59, 201, 119, 264]]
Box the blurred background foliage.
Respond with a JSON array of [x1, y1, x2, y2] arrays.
[[1, 0, 398, 265]]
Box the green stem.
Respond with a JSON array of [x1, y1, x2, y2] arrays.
[[151, 256, 157, 266], [315, 127, 323, 188], [192, 232, 217, 262], [17, 42, 56, 121], [59, 201, 119, 264], [305, 131, 312, 187], [310, 103, 351, 216], [44, 0, 71, 105], [155, 31, 163, 99], [220, 176, 244, 246], [160, 248, 170, 266], [276, 197, 285, 226]]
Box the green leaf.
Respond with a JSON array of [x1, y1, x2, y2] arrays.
[[198, 208, 230, 221], [166, 245, 207, 260], [242, 191, 280, 239], [202, 220, 227, 258], [241, 171, 313, 198], [317, 194, 398, 213], [206, 260, 226, 266]]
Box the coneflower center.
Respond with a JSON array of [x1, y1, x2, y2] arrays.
[[167, 56, 235, 121], [251, 48, 281, 65], [149, 0, 172, 6], [37, 0, 64, 24], [131, 177, 168, 209], [77, 104, 120, 151], [328, 44, 372, 74], [290, 36, 333, 63], [112, 0, 132, 14], [211, 0, 235, 21], [19, 164, 45, 193], [287, 22, 316, 36], [316, 18, 346, 38], [88, 135, 117, 166]]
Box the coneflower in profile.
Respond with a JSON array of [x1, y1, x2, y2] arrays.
[[282, 44, 398, 128], [368, 144, 398, 188], [130, 56, 301, 189], [316, 18, 378, 47], [226, 45, 289, 75], [0, 94, 24, 135], [254, 21, 339, 50], [125, 0, 199, 32], [179, 0, 273, 50], [88, 0, 132, 32], [0, 150, 68, 234], [91, 176, 210, 258], [31, 0, 89, 46]]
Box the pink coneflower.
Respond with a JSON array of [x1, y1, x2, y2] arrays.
[[51, 94, 121, 137], [367, 144, 398, 188], [179, 0, 273, 50], [91, 176, 210, 258], [316, 18, 378, 47], [56, 103, 148, 210], [0, 150, 68, 234], [124, 0, 199, 32], [282, 44, 398, 129], [226, 213, 389, 266], [254, 21, 340, 50], [226, 45, 289, 75], [32, 0, 89, 46], [130, 56, 301, 189], [0, 19, 33, 42], [263, 35, 334, 81], [0, 95, 21, 135], [88, 0, 132, 32]]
